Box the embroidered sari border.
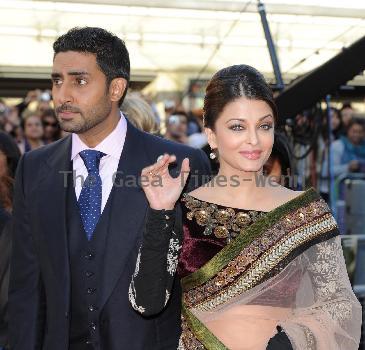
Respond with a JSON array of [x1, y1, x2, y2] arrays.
[[192, 219, 339, 312], [182, 188, 319, 291], [181, 303, 228, 350], [259, 226, 339, 286]]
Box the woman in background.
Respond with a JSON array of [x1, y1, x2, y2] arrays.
[[129, 65, 361, 350], [121, 93, 159, 134], [0, 131, 21, 350], [18, 114, 44, 153]]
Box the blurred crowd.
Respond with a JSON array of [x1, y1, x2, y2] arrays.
[[0, 88, 365, 214]]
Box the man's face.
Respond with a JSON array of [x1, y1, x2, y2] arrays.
[[52, 51, 112, 134], [348, 123, 364, 145]]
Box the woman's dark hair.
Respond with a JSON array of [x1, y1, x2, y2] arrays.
[[0, 131, 21, 178], [53, 27, 130, 106], [0, 131, 21, 211], [321, 107, 343, 140], [203, 65, 278, 129], [264, 132, 295, 188]]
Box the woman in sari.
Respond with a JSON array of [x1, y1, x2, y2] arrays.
[[129, 65, 362, 349]]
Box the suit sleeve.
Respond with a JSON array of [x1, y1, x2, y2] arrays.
[[8, 155, 45, 350]]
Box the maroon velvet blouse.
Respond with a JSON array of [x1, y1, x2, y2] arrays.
[[177, 194, 267, 278]]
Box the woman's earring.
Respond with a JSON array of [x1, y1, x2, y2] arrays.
[[209, 150, 216, 159]]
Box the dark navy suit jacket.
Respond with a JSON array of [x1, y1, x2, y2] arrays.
[[8, 121, 211, 350]]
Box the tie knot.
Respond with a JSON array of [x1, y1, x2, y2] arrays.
[[79, 150, 105, 173]]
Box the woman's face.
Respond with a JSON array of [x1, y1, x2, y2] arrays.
[[331, 110, 341, 130], [206, 97, 274, 173], [25, 115, 43, 140]]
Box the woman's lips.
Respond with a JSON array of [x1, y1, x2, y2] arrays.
[[239, 151, 262, 160]]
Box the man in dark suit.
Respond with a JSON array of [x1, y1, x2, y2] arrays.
[[8, 27, 210, 350]]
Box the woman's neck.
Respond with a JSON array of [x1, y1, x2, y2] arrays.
[[211, 166, 269, 200]]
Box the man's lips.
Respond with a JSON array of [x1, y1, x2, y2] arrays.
[[58, 111, 78, 120], [239, 151, 262, 160]]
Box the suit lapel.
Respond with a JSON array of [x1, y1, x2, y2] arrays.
[[36, 136, 72, 308], [100, 122, 151, 308]]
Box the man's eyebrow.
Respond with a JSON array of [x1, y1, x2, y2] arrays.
[[67, 71, 90, 76], [51, 72, 61, 79], [51, 71, 90, 78]]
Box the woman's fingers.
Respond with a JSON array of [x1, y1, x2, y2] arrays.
[[179, 158, 190, 187], [141, 154, 176, 177]]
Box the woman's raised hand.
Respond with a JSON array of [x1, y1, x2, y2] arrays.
[[141, 154, 190, 210]]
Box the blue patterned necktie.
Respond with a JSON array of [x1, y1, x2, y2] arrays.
[[78, 150, 106, 240]]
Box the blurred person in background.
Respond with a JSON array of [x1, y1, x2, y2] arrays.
[[186, 110, 202, 136], [9, 126, 23, 146], [0, 101, 8, 132], [264, 132, 295, 188], [18, 114, 44, 153], [322, 107, 343, 141], [15, 90, 52, 118], [186, 108, 206, 147], [143, 93, 161, 128], [164, 111, 188, 144], [340, 102, 354, 132], [41, 109, 61, 144], [316, 107, 343, 197], [164, 99, 176, 119], [121, 93, 159, 134], [0, 131, 21, 350], [320, 118, 365, 201]]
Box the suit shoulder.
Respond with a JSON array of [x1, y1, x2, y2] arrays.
[[23, 136, 70, 163], [142, 131, 198, 156]]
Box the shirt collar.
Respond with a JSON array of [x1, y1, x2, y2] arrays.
[[71, 112, 127, 161]]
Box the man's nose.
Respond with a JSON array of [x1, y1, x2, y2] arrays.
[[55, 83, 73, 105]]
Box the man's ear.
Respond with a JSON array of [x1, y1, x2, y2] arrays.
[[204, 127, 217, 149], [109, 78, 127, 103]]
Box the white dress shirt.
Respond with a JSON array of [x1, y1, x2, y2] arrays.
[[71, 114, 127, 212]]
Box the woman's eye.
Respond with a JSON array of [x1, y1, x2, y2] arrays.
[[260, 124, 273, 130], [229, 124, 244, 131]]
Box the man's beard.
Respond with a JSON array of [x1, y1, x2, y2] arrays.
[[56, 99, 112, 134]]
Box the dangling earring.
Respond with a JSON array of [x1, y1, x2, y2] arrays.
[[209, 150, 217, 159]]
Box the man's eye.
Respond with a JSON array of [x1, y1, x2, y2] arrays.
[[52, 79, 62, 85], [77, 78, 87, 85]]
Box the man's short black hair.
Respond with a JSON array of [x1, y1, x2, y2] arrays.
[[53, 27, 130, 105]]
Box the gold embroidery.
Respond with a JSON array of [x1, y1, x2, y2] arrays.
[[182, 193, 266, 240], [180, 315, 206, 349]]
